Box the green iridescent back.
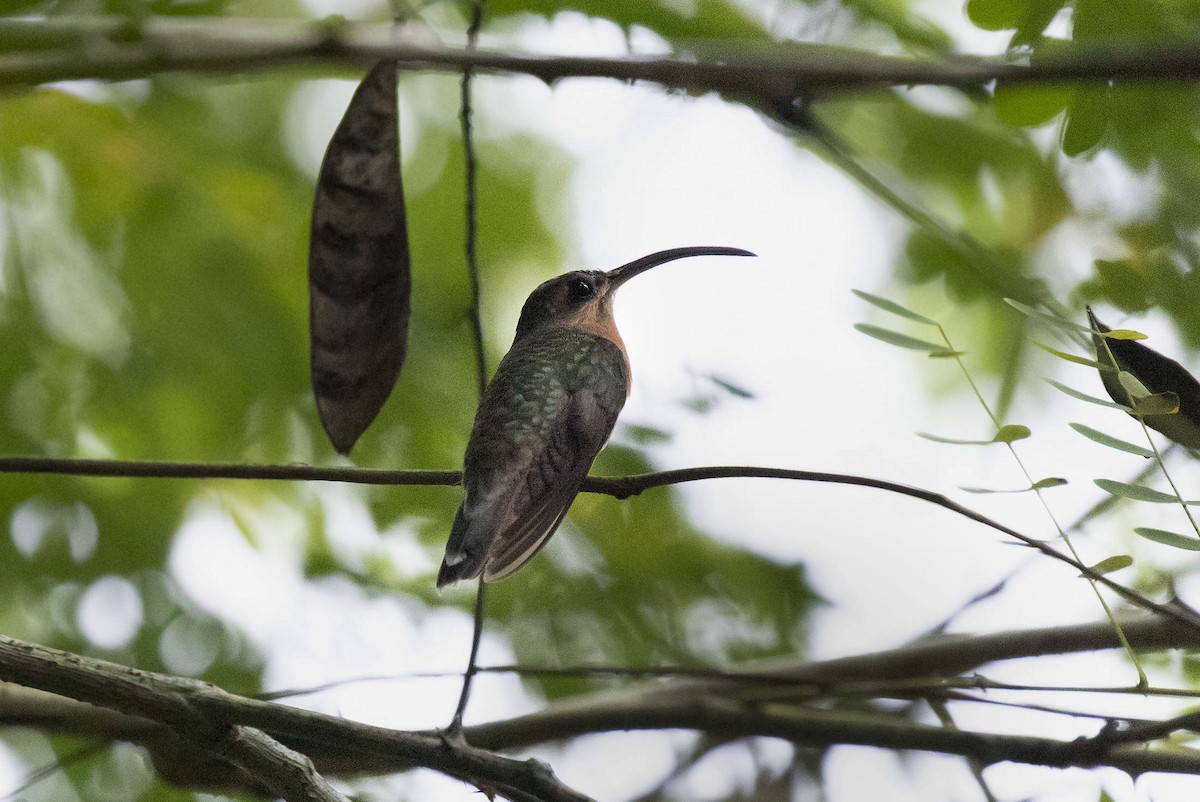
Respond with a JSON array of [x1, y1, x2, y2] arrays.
[[464, 325, 627, 482]]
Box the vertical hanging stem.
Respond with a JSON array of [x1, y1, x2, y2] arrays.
[[461, 0, 488, 398], [450, 0, 488, 736], [450, 580, 486, 731]]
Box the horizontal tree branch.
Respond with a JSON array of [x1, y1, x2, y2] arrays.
[[15, 615, 1198, 744], [476, 694, 1200, 778], [464, 614, 1200, 778], [215, 727, 348, 802], [1, 616, 1200, 793], [487, 613, 1200, 693], [4, 16, 1200, 93], [0, 643, 342, 801], [3, 454, 1195, 633], [0, 455, 458, 486], [0, 636, 591, 802]]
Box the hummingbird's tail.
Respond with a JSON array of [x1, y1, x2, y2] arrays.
[[437, 505, 487, 587]]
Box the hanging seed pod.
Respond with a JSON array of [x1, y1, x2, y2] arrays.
[[1088, 307, 1200, 449], [309, 61, 410, 454]]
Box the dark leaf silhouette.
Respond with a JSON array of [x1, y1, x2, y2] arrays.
[[1088, 307, 1200, 449], [309, 61, 411, 454]]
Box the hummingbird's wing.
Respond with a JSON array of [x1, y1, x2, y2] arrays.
[[480, 387, 618, 582]]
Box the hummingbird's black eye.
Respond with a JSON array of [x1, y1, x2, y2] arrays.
[[569, 278, 595, 301]]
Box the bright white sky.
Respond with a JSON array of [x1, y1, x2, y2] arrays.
[[16, 4, 1200, 801]]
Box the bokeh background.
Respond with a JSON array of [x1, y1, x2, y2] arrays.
[[3, 0, 1200, 799]]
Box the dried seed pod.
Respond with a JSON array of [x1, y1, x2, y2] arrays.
[[309, 61, 410, 454]]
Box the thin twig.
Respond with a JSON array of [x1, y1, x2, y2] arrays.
[[463, 693, 1200, 776], [460, 0, 488, 398], [1, 454, 1194, 631], [451, 579, 487, 731], [590, 466, 1200, 632], [929, 698, 1001, 802], [257, 616, 1200, 724], [0, 455, 458, 485], [798, 115, 1043, 307], [448, 0, 490, 739], [0, 743, 106, 801]]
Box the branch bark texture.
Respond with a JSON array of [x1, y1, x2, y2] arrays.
[[3, 16, 1200, 92], [0, 617, 1199, 796]]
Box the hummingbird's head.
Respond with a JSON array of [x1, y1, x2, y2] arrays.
[[513, 269, 613, 341], [512, 246, 755, 342]]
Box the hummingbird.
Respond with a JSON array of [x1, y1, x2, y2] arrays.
[[438, 246, 754, 587]]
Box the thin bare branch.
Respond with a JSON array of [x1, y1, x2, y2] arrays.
[[477, 614, 1200, 701], [0, 455, 458, 485], [466, 697, 1200, 778], [460, 2, 488, 398], [2, 455, 1194, 631], [592, 466, 1200, 632], [450, 0, 490, 738]]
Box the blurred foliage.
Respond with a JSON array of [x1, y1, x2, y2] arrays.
[[0, 0, 1199, 799]]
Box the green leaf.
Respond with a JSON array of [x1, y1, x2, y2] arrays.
[[1034, 341, 1108, 369], [854, 324, 945, 352], [1006, 299, 1090, 333], [1061, 85, 1111, 157], [1011, 0, 1068, 46], [1032, 477, 1068, 489], [681, 394, 717, 414], [1100, 329, 1148, 341], [965, 0, 1022, 30], [1045, 379, 1128, 410], [993, 83, 1071, 127], [851, 289, 937, 325], [917, 429, 1026, 445], [1069, 423, 1154, 457], [927, 349, 966, 358], [1131, 392, 1180, 416], [1092, 259, 1149, 310], [1084, 555, 1133, 576], [622, 423, 672, 445], [1117, 370, 1151, 401], [960, 485, 1037, 494], [920, 434, 990, 445], [1134, 528, 1200, 551], [993, 424, 1032, 443], [1094, 479, 1177, 503], [706, 373, 755, 400]]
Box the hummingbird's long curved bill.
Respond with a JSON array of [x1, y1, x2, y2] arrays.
[[606, 246, 756, 288]]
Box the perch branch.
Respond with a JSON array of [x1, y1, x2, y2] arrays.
[[1, 456, 1195, 632]]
